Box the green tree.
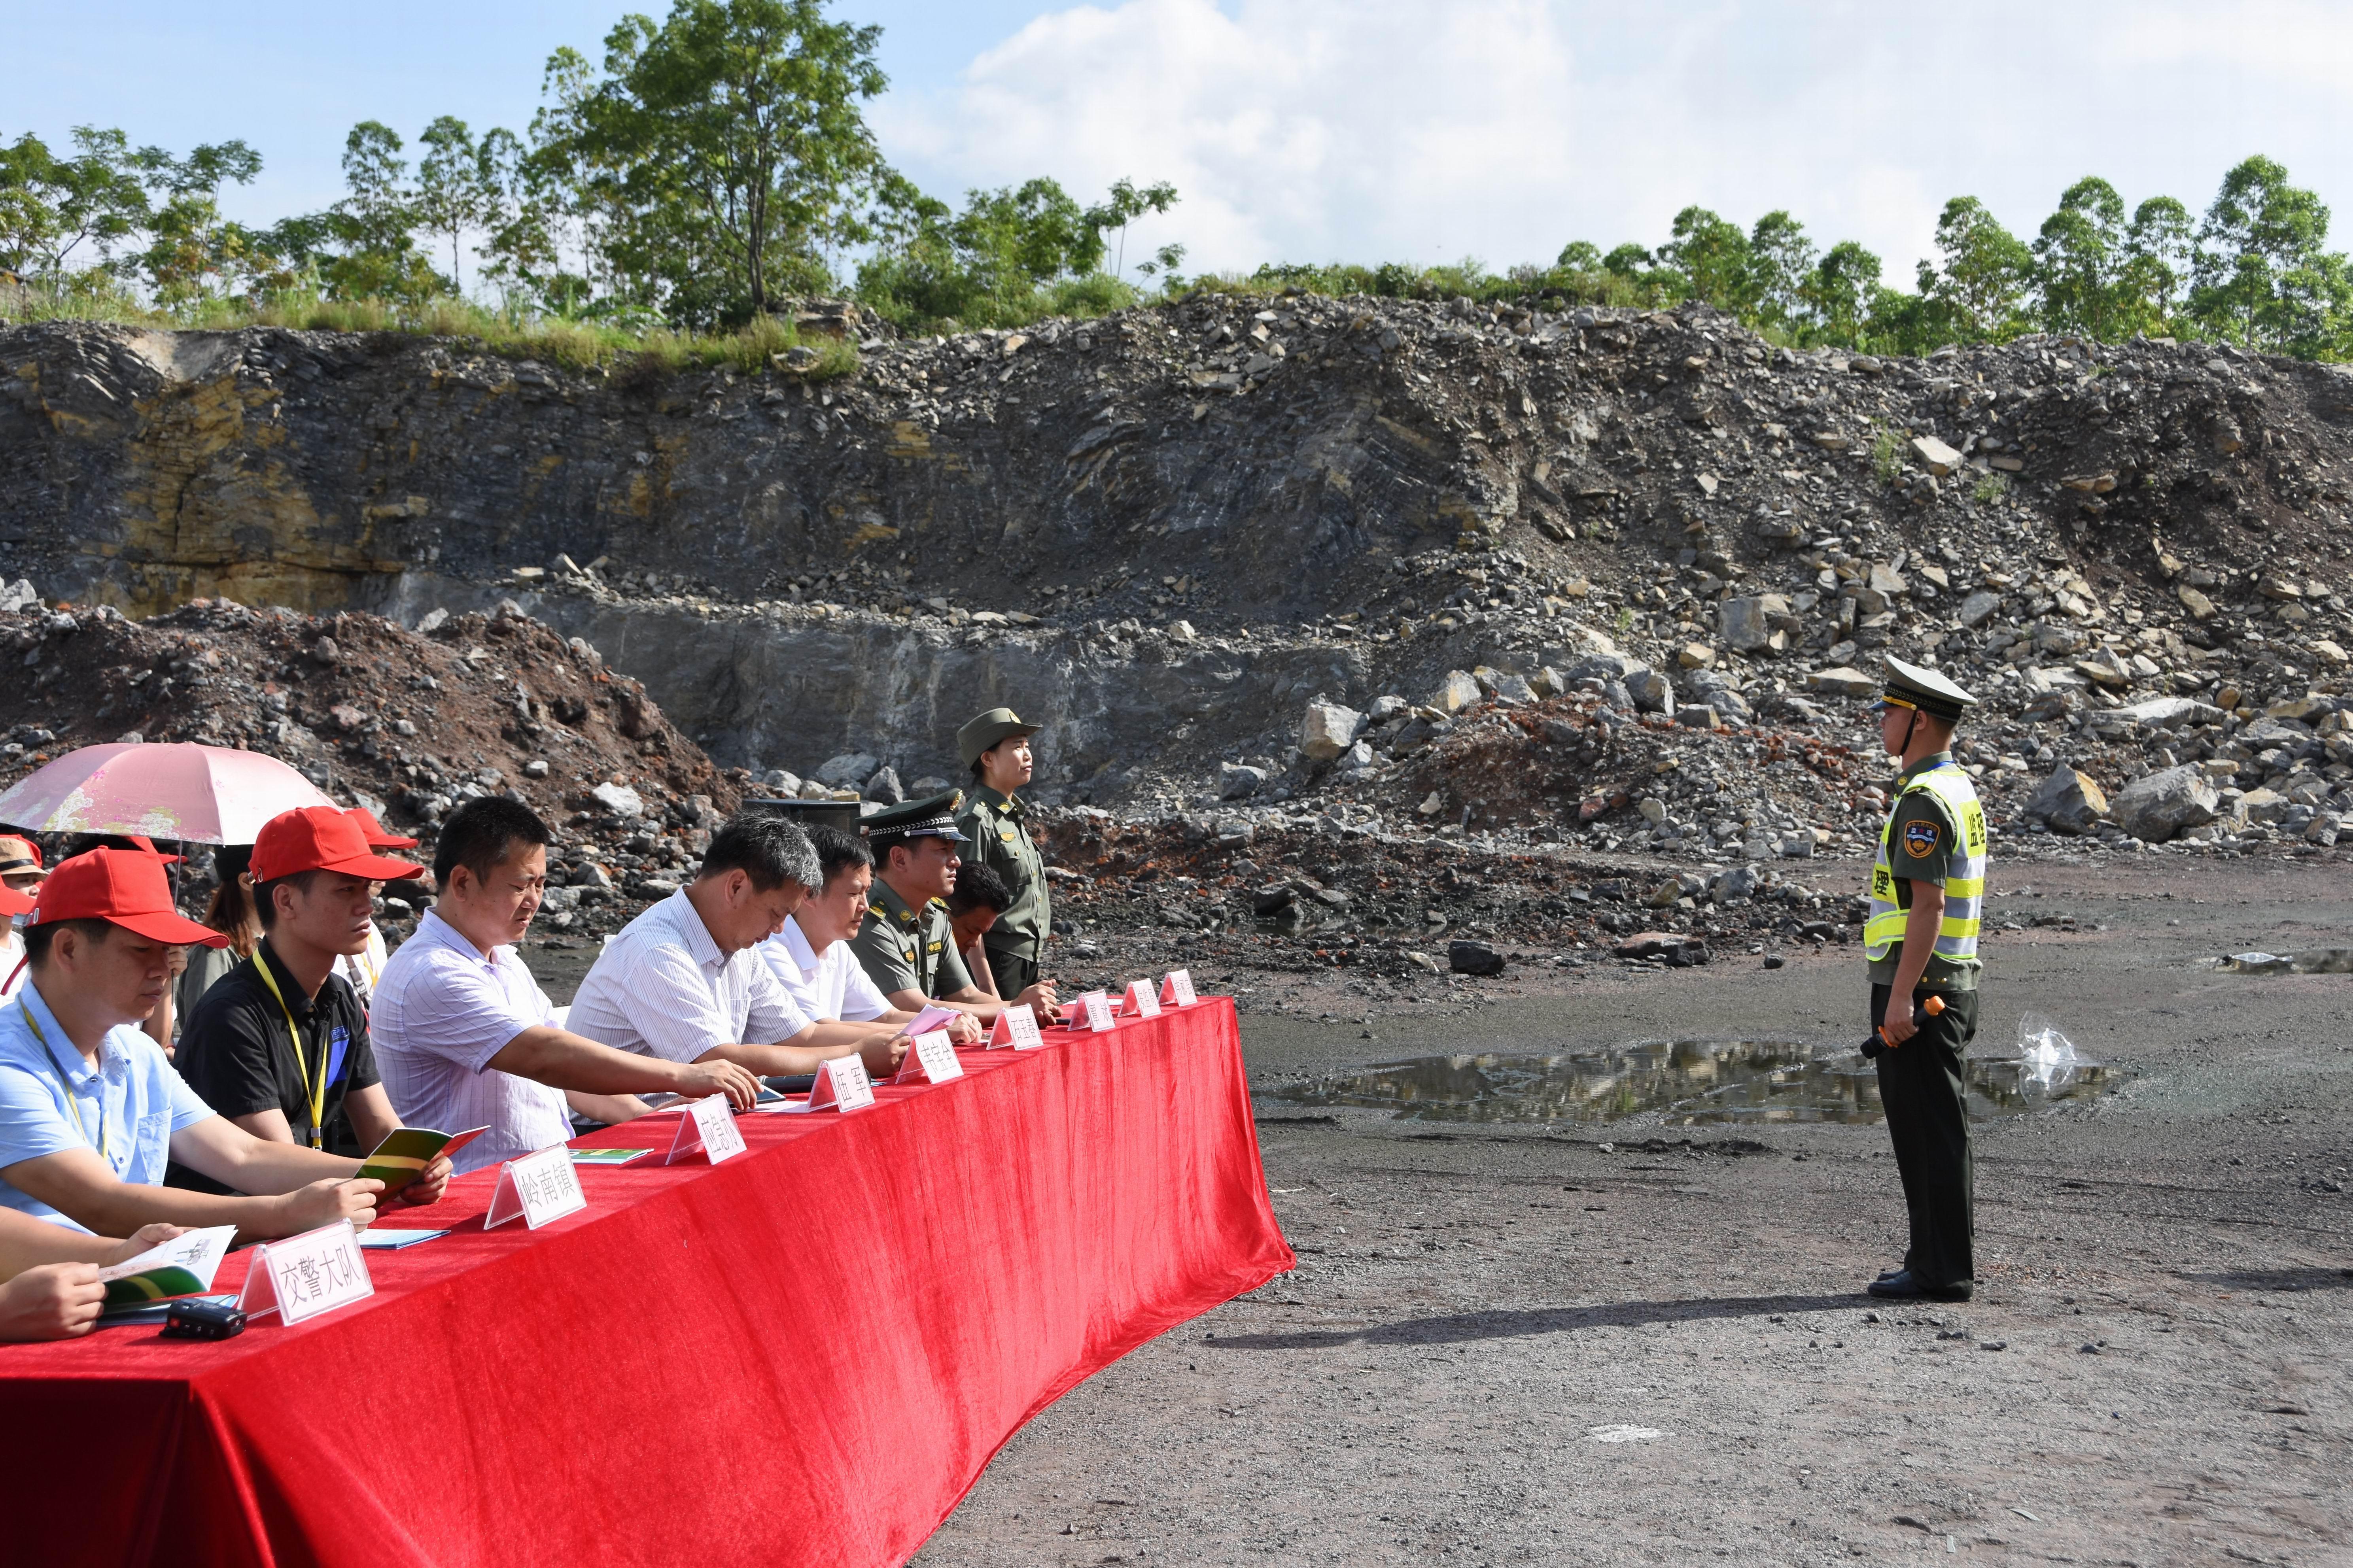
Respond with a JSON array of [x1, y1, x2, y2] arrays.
[[319, 120, 439, 300], [1803, 239, 1881, 345], [2120, 195, 2194, 333], [2032, 176, 2133, 339], [1918, 196, 2034, 342], [1082, 177, 1176, 279], [1555, 240, 1603, 272], [2189, 155, 2353, 355], [0, 127, 150, 279], [549, 0, 891, 323], [128, 138, 268, 305], [414, 116, 490, 292], [1658, 205, 1751, 312], [857, 174, 1177, 329], [1746, 210, 1818, 332]]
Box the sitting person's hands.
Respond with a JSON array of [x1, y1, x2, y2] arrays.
[[100, 1223, 189, 1266], [278, 1177, 382, 1236], [0, 1264, 106, 1342], [860, 1033, 911, 1077], [392, 1154, 454, 1207]]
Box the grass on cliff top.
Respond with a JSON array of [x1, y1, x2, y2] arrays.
[[6, 282, 861, 382]]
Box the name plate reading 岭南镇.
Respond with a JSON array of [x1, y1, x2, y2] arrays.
[[894, 1030, 964, 1084], [665, 1092, 749, 1166], [1124, 980, 1161, 1018], [987, 1002, 1045, 1050], [785, 1055, 877, 1113], [1159, 969, 1197, 1007], [236, 1219, 374, 1325], [485, 1143, 590, 1230], [1080, 990, 1116, 1032]]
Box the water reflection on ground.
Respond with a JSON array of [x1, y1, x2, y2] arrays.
[[1267, 1041, 2120, 1126]]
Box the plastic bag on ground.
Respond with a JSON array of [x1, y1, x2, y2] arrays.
[[2015, 1012, 2081, 1087]]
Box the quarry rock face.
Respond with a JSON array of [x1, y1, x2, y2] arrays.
[[0, 301, 2347, 856]]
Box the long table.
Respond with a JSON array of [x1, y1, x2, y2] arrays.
[[0, 997, 1290, 1568]]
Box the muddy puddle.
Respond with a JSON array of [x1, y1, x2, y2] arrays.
[[1267, 1040, 2120, 1126]]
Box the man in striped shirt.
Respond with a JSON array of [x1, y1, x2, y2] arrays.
[[569, 813, 907, 1081]]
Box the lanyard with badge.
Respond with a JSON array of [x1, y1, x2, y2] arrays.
[[23, 1008, 108, 1165], [253, 956, 333, 1150]]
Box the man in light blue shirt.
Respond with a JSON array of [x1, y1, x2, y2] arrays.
[[0, 848, 447, 1239]]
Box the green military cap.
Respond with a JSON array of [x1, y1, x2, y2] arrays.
[[861, 788, 970, 843], [1878, 655, 1979, 724], [957, 707, 1043, 770]]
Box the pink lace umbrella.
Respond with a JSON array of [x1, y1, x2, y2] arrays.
[[0, 743, 340, 846]]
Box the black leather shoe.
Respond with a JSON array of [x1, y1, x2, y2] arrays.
[[1866, 1270, 1973, 1302]]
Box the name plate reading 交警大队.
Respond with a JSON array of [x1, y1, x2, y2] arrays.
[[236, 1219, 374, 1326], [665, 1092, 749, 1166], [1160, 969, 1197, 1007], [785, 1055, 877, 1113], [894, 1030, 964, 1084], [1124, 979, 1162, 1018], [485, 1143, 590, 1230]]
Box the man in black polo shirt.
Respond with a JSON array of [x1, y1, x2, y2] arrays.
[[171, 808, 430, 1193]]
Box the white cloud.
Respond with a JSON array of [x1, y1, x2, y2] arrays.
[[874, 0, 2353, 290]]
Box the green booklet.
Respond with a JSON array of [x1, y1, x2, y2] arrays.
[[98, 1226, 237, 1308], [569, 1147, 651, 1166], [355, 1126, 490, 1196]]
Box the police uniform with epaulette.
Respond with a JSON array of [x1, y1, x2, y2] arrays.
[[954, 707, 1052, 999], [1864, 657, 1987, 1305], [846, 792, 976, 1003]]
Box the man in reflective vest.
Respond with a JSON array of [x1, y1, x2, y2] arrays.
[[1864, 656, 1986, 1304]]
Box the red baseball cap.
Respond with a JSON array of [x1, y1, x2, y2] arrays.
[[29, 848, 227, 946], [252, 807, 425, 883], [0, 884, 33, 918], [123, 834, 182, 867], [343, 807, 419, 850]]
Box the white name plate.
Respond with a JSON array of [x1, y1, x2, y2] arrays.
[[237, 1219, 374, 1325], [895, 1029, 964, 1084], [1124, 979, 1162, 1018], [666, 1092, 748, 1166], [991, 1002, 1045, 1050], [1080, 990, 1116, 1032], [785, 1055, 877, 1113], [485, 1143, 590, 1230], [1160, 969, 1197, 1007]]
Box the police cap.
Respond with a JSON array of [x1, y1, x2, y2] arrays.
[[957, 707, 1042, 770], [861, 789, 969, 844], [1878, 656, 1979, 724]]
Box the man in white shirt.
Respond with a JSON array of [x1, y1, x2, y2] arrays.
[[570, 813, 907, 1080], [760, 826, 980, 1044], [372, 799, 760, 1174]]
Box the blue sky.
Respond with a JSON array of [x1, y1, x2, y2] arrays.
[[9, 1, 2353, 289]]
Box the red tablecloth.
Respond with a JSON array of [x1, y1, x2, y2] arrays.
[[0, 998, 1288, 1568]]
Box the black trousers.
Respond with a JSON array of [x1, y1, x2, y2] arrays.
[[987, 949, 1040, 1001], [1871, 984, 1979, 1288]]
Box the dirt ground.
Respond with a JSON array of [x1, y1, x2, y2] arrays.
[[893, 852, 2353, 1568]]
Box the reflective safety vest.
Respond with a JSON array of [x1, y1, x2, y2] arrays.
[[1864, 762, 1986, 965]]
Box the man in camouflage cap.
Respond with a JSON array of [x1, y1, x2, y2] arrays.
[[953, 707, 1054, 1003], [1863, 656, 1987, 1304], [849, 790, 1056, 1026]]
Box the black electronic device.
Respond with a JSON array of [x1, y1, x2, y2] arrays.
[[1858, 995, 1947, 1060], [160, 1298, 247, 1340]]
